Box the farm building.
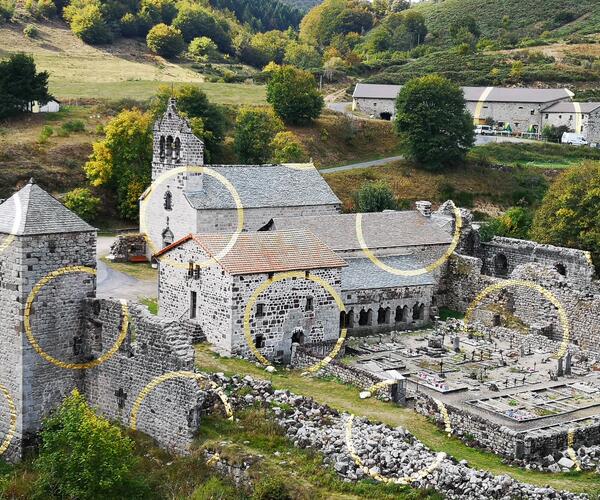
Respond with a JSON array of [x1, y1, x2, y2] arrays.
[[542, 101, 600, 144]]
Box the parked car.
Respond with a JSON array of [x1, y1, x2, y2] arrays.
[[561, 132, 588, 146], [475, 125, 493, 135]]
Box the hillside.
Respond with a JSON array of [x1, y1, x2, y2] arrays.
[[0, 20, 265, 103], [279, 0, 321, 12], [414, 0, 600, 42]]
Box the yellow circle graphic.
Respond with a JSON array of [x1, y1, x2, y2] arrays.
[[463, 279, 570, 359], [345, 414, 446, 484], [355, 201, 462, 276], [130, 370, 234, 431], [0, 192, 22, 255], [242, 271, 347, 373], [567, 428, 582, 472], [24, 266, 130, 370], [0, 384, 17, 457], [140, 166, 244, 270], [434, 399, 453, 437]]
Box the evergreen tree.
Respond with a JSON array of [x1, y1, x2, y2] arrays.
[[0, 53, 50, 119]]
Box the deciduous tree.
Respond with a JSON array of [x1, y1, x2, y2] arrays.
[[84, 109, 152, 220], [266, 65, 323, 124], [531, 162, 600, 269], [395, 74, 474, 169], [146, 23, 185, 58], [234, 107, 283, 164]]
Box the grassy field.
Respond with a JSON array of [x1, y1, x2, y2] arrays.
[[322, 159, 549, 215], [194, 344, 600, 496], [0, 20, 266, 105], [469, 142, 600, 169]]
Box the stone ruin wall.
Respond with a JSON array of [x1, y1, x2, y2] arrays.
[[82, 299, 209, 455], [415, 392, 600, 462], [477, 237, 595, 285], [440, 252, 600, 354]]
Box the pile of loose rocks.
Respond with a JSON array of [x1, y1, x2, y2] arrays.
[[207, 373, 587, 500]]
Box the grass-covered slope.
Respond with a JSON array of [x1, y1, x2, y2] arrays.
[[414, 0, 600, 41]]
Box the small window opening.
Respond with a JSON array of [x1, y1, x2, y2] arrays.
[[256, 303, 265, 317], [306, 297, 314, 311]]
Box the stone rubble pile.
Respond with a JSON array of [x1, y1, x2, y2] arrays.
[[207, 373, 587, 500]]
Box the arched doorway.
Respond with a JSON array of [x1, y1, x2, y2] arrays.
[[494, 254, 509, 276], [380, 112, 392, 121]]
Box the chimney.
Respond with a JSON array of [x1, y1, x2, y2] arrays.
[[415, 201, 432, 217]]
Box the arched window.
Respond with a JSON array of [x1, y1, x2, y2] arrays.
[[494, 254, 509, 276], [292, 329, 304, 345], [174, 137, 181, 161], [359, 309, 369, 326], [555, 263, 567, 276], [347, 310, 354, 328], [395, 306, 403, 322], [159, 136, 165, 158], [162, 228, 174, 248], [377, 307, 387, 324], [418, 303, 425, 320], [339, 311, 346, 329], [412, 303, 421, 321], [402, 305, 409, 322], [166, 135, 174, 159], [164, 190, 173, 211]]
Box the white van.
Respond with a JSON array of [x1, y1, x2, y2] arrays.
[[561, 132, 588, 146], [475, 125, 493, 135]]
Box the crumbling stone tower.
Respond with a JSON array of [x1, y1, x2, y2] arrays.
[[151, 97, 205, 182], [0, 180, 96, 461]]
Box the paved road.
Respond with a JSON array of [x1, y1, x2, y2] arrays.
[[96, 236, 157, 301], [319, 133, 537, 174]]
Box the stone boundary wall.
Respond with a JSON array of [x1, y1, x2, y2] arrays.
[[82, 299, 207, 455], [415, 391, 600, 462], [478, 237, 595, 284], [290, 344, 400, 402]]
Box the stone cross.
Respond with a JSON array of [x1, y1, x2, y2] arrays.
[[565, 352, 572, 376], [115, 388, 127, 409]]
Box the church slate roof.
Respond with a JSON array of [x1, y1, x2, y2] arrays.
[[157, 229, 347, 275], [0, 180, 95, 235], [342, 256, 435, 291], [183, 164, 341, 209], [271, 211, 453, 251]]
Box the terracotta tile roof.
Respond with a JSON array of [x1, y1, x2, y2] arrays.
[[156, 229, 347, 275]]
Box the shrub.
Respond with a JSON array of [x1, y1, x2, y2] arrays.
[[251, 476, 292, 500], [33, 390, 148, 499], [356, 180, 397, 212], [542, 124, 570, 143], [65, 2, 112, 45], [39, 125, 53, 143], [146, 23, 185, 58], [188, 36, 218, 62], [0, 0, 15, 21], [61, 119, 86, 133], [62, 187, 101, 221], [37, 0, 57, 17], [270, 131, 308, 163], [23, 24, 39, 38], [266, 65, 323, 124]]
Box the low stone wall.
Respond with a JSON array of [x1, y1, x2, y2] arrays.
[[290, 343, 403, 402], [82, 299, 208, 455], [415, 391, 600, 464]]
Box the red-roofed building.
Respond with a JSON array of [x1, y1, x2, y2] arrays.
[[157, 230, 346, 361]]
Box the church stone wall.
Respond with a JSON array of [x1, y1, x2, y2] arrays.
[[343, 284, 434, 335], [230, 268, 343, 362]]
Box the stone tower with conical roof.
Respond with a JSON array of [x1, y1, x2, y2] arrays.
[[0, 180, 96, 461], [151, 98, 205, 182]]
